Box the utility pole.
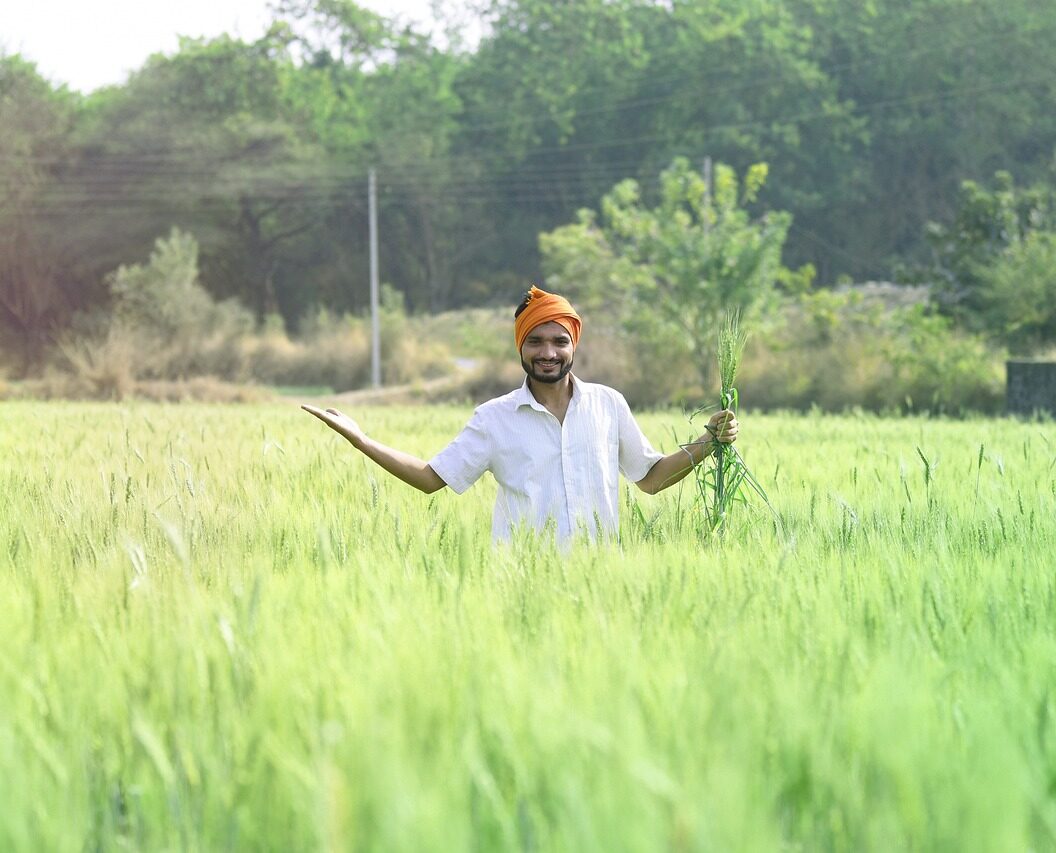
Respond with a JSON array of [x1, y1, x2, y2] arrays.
[[368, 168, 381, 388]]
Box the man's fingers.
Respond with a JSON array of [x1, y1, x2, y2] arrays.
[[302, 405, 342, 429], [712, 411, 739, 443]]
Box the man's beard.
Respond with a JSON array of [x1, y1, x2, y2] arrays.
[[522, 356, 573, 384]]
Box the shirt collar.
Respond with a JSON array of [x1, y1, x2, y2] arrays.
[[513, 373, 580, 411]]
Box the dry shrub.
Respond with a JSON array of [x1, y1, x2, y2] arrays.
[[3, 371, 94, 401], [242, 310, 453, 391], [573, 326, 700, 408], [181, 333, 251, 381], [53, 325, 143, 400], [6, 372, 267, 403], [737, 294, 1004, 413], [383, 334, 452, 385], [451, 359, 525, 403], [42, 310, 456, 399], [738, 333, 891, 411], [132, 377, 269, 403], [245, 325, 372, 390]]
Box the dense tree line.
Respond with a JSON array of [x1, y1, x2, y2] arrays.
[[2, 0, 1055, 374]]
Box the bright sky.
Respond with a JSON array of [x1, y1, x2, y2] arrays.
[[0, 0, 445, 93]]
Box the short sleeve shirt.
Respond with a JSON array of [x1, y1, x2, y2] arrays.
[[428, 375, 664, 541]]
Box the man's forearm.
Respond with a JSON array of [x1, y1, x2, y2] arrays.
[[345, 432, 446, 494], [637, 437, 716, 495]]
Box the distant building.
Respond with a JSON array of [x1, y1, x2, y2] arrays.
[[1007, 361, 1056, 416]]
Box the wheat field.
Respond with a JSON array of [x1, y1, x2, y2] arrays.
[[1, 401, 1054, 850]]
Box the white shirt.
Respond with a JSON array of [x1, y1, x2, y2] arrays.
[[429, 375, 665, 541]]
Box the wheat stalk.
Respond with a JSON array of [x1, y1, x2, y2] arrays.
[[714, 312, 748, 519], [684, 311, 774, 534]]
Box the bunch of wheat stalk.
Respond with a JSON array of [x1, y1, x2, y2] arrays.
[[684, 312, 774, 533]]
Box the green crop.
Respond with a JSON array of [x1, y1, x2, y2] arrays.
[[689, 312, 773, 533], [1, 401, 1054, 851]]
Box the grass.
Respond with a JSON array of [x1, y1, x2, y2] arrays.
[[1, 401, 1055, 850]]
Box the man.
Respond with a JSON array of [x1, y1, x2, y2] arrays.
[[303, 285, 738, 541]]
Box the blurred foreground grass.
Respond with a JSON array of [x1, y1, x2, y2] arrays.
[[1, 402, 1054, 850]]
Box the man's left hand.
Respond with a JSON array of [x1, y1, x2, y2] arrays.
[[702, 409, 738, 455]]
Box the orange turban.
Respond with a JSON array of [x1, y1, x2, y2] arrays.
[[514, 286, 582, 352]]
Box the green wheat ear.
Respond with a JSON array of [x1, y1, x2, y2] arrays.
[[717, 311, 748, 405]]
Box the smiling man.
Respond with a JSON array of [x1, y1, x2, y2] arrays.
[[303, 285, 738, 542]]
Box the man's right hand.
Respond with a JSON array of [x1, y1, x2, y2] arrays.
[[301, 405, 365, 445]]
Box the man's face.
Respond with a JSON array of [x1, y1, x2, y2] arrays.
[[520, 321, 575, 384]]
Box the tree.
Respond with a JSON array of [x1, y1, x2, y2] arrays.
[[0, 56, 76, 375], [920, 171, 1055, 329], [541, 158, 791, 386], [72, 32, 341, 321], [276, 0, 475, 313], [978, 231, 1056, 353]]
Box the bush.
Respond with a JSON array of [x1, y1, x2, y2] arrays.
[[572, 324, 700, 409], [979, 231, 1056, 353], [246, 322, 371, 390], [251, 299, 453, 391], [446, 358, 525, 404], [3, 373, 269, 403], [738, 291, 1004, 414], [106, 229, 255, 379], [54, 323, 141, 400], [51, 231, 454, 397]]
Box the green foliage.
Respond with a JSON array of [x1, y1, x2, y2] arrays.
[[0, 56, 78, 373], [72, 31, 341, 319], [737, 290, 1004, 414], [977, 231, 1056, 353], [921, 172, 1056, 329], [542, 158, 790, 387], [108, 229, 254, 347], [57, 229, 254, 394], [6, 0, 1056, 380]]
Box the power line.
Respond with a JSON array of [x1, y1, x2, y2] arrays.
[[10, 65, 1054, 211]]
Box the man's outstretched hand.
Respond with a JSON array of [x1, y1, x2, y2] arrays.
[[302, 405, 365, 445], [301, 403, 445, 493]]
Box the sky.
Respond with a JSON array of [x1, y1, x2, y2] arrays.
[[0, 0, 445, 93]]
